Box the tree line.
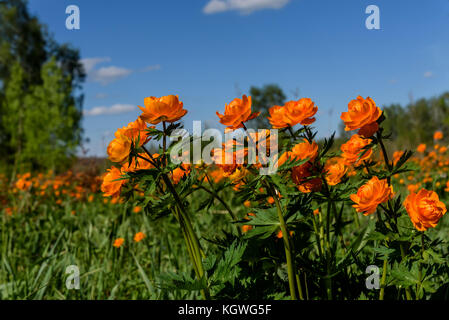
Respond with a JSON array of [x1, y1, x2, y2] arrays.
[[0, 0, 85, 177]]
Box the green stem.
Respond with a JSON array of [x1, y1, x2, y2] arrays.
[[379, 256, 388, 300], [267, 182, 300, 300], [399, 242, 413, 300], [417, 232, 425, 299]]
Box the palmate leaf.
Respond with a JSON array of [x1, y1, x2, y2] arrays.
[[244, 207, 279, 226], [244, 225, 279, 239], [210, 240, 247, 287], [157, 271, 207, 292], [390, 262, 420, 287], [373, 246, 396, 260]]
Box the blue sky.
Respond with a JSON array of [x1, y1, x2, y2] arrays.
[[28, 0, 449, 156]]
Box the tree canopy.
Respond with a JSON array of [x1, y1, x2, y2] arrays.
[[0, 0, 85, 174]]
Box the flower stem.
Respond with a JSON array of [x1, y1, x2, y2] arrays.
[[266, 182, 300, 300], [399, 242, 413, 300], [379, 257, 388, 300]]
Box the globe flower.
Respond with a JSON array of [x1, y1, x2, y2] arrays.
[[392, 151, 404, 165], [267, 105, 289, 129], [107, 117, 149, 164], [101, 166, 127, 198], [278, 139, 318, 167], [134, 232, 146, 243], [107, 131, 132, 163], [139, 95, 187, 124], [284, 98, 318, 126], [417, 143, 426, 153], [324, 157, 347, 186], [171, 164, 191, 184], [341, 134, 372, 165], [403, 189, 447, 231], [216, 95, 260, 130], [122, 117, 150, 146], [434, 131, 443, 141], [341, 96, 382, 138], [113, 238, 124, 248], [350, 176, 394, 216], [121, 154, 154, 172], [291, 162, 322, 193], [268, 98, 318, 129]]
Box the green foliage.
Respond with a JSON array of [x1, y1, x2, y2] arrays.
[[0, 0, 85, 174]]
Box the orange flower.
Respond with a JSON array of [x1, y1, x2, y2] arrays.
[[211, 146, 242, 176], [228, 167, 248, 185], [134, 232, 146, 242], [291, 162, 322, 193], [324, 157, 347, 186], [350, 176, 393, 215], [278, 139, 318, 167], [268, 98, 317, 129], [417, 144, 426, 153], [392, 151, 404, 165], [434, 131, 443, 141], [341, 134, 372, 165], [171, 165, 191, 184], [404, 189, 446, 231], [122, 117, 150, 146], [284, 98, 318, 126], [267, 105, 289, 129], [5, 207, 13, 216], [216, 95, 260, 130], [313, 209, 320, 216], [101, 166, 127, 198], [121, 154, 154, 172], [133, 206, 142, 213], [138, 95, 187, 124], [340, 96, 381, 137], [113, 238, 124, 248], [107, 130, 132, 163], [107, 117, 150, 163], [242, 225, 253, 233], [276, 230, 294, 238]]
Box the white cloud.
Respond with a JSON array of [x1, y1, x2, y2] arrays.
[[84, 104, 135, 116], [81, 57, 160, 85], [91, 66, 133, 85], [203, 0, 290, 15], [424, 71, 433, 78], [81, 57, 111, 73]]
